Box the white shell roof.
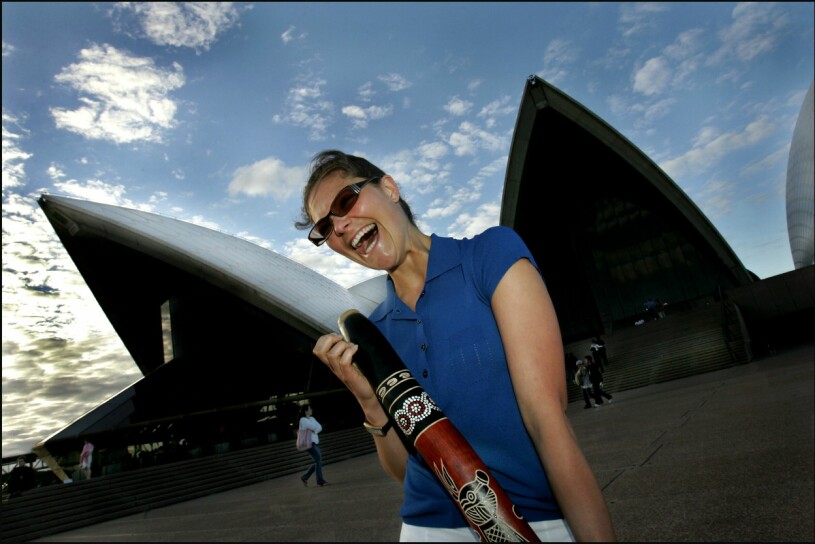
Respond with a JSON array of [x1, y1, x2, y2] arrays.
[[39, 194, 383, 338]]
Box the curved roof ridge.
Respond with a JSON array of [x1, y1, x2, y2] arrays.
[[38, 194, 379, 338]]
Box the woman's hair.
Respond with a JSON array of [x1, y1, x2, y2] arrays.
[[294, 149, 416, 230], [299, 405, 310, 417]]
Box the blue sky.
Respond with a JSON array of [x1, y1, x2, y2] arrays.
[[2, 2, 813, 457]]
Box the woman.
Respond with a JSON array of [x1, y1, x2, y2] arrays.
[[299, 405, 329, 487], [298, 150, 615, 541]]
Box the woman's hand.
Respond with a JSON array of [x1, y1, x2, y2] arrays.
[[313, 332, 409, 482], [313, 333, 376, 405]]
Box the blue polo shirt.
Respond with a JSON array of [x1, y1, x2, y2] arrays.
[[369, 226, 562, 528]]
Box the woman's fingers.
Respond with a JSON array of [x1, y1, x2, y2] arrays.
[[313, 333, 368, 392]]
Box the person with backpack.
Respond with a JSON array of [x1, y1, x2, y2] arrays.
[[574, 360, 595, 409]]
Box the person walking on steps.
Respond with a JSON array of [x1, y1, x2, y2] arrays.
[[586, 355, 613, 406], [575, 359, 595, 409], [298, 405, 329, 487]]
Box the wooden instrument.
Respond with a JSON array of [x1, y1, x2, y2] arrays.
[[339, 309, 540, 542]]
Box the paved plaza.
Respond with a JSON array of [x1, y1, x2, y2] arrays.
[[35, 343, 814, 542]]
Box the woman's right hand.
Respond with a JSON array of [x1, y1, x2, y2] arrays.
[[313, 333, 376, 405]]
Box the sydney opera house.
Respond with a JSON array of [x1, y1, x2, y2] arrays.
[[786, 80, 814, 270], [19, 76, 815, 489]]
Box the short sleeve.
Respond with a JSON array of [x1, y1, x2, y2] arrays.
[[469, 226, 539, 302]]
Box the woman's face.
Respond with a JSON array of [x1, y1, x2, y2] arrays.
[[308, 170, 407, 271]]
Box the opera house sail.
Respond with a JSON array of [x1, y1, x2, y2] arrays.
[[786, 80, 815, 269], [502, 76, 753, 343], [34, 194, 383, 479]]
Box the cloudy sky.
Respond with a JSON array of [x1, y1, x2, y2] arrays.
[[2, 2, 813, 457]]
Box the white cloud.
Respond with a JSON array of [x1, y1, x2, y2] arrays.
[[112, 2, 242, 51], [273, 78, 334, 140], [48, 175, 160, 213], [740, 147, 789, 178], [632, 57, 671, 96], [228, 156, 306, 199], [358, 82, 376, 101], [660, 116, 777, 179], [640, 97, 676, 123], [2, 188, 140, 456], [541, 39, 579, 86], [446, 201, 501, 239], [50, 44, 185, 144], [417, 142, 448, 161], [380, 146, 453, 196], [2, 112, 32, 193], [46, 164, 66, 181], [631, 26, 705, 99], [478, 96, 515, 118], [378, 73, 412, 92], [692, 178, 736, 220], [443, 96, 473, 116], [281, 25, 306, 44], [2, 40, 16, 57], [53, 178, 129, 205], [618, 2, 669, 37], [426, 155, 503, 224], [664, 28, 705, 61], [448, 121, 508, 157], [341, 103, 393, 129], [709, 2, 786, 65], [425, 198, 462, 219]]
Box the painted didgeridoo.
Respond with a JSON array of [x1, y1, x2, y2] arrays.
[[338, 309, 540, 543]]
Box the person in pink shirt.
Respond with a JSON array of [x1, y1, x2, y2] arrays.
[[79, 439, 94, 479]]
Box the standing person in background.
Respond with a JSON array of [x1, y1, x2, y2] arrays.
[[299, 150, 615, 541], [79, 439, 94, 480], [575, 359, 596, 409], [590, 336, 608, 370], [586, 355, 613, 406], [644, 298, 658, 321], [8, 456, 36, 497], [299, 405, 329, 487]]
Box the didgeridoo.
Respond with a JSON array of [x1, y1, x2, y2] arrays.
[[338, 309, 540, 543]]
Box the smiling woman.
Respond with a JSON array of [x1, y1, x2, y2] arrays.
[[300, 149, 616, 542], [296, 150, 417, 241], [307, 176, 382, 246]]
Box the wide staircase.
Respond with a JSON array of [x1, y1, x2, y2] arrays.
[[1, 427, 376, 543], [565, 299, 752, 404]]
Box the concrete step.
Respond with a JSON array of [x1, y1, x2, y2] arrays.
[[565, 303, 750, 403]]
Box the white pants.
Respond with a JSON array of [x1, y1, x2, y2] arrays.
[[400, 518, 575, 542]]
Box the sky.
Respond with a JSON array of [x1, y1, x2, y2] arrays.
[[2, 2, 813, 458]]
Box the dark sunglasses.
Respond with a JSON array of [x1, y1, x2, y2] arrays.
[[308, 176, 381, 246]]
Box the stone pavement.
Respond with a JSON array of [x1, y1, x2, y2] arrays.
[[35, 343, 814, 542]]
